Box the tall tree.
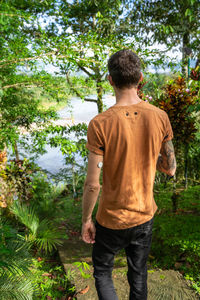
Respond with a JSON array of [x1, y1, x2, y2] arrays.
[[0, 1, 64, 154], [126, 0, 200, 74], [45, 0, 149, 113]]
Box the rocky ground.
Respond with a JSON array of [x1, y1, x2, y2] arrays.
[[58, 236, 199, 300]]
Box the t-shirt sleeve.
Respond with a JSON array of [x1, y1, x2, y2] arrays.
[[163, 112, 174, 142], [86, 119, 104, 155]]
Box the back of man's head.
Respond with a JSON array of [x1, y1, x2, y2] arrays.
[[108, 49, 141, 89]]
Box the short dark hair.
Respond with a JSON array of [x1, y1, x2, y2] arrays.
[[108, 49, 141, 89]]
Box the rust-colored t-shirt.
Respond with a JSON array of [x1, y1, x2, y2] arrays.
[[86, 100, 173, 229]]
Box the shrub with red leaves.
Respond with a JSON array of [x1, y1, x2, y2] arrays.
[[190, 66, 200, 81], [155, 76, 197, 145]]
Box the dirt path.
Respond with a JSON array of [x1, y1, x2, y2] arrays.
[[58, 236, 199, 300]]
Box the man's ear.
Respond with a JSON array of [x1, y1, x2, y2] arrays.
[[108, 74, 114, 86], [139, 72, 143, 83]]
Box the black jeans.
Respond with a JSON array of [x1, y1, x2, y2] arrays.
[[92, 218, 154, 300]]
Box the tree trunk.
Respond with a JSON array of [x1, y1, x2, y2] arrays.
[[182, 32, 190, 77], [96, 79, 103, 113], [14, 141, 20, 161], [0, 147, 8, 208], [184, 144, 189, 189], [171, 174, 177, 212]]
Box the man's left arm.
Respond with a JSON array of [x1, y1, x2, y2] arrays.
[[82, 151, 103, 244]]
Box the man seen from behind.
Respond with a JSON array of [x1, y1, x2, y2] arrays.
[[82, 49, 176, 300]]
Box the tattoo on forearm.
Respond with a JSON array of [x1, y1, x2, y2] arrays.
[[157, 140, 176, 175]]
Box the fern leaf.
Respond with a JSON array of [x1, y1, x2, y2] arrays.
[[36, 219, 63, 253], [0, 271, 34, 300], [11, 202, 39, 235]]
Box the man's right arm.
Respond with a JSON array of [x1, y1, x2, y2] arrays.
[[156, 140, 176, 176]]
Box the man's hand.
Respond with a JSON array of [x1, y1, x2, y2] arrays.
[[82, 219, 96, 244]]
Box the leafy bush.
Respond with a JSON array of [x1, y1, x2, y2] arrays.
[[30, 172, 62, 220], [0, 159, 40, 210], [152, 215, 200, 265], [31, 258, 75, 300], [0, 220, 35, 300], [11, 201, 66, 254], [152, 184, 200, 293]]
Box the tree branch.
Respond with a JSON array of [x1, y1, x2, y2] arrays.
[[0, 49, 101, 71], [84, 98, 97, 103], [66, 73, 84, 99], [0, 51, 56, 68], [66, 73, 97, 103], [101, 70, 108, 79], [76, 62, 94, 77], [0, 13, 29, 19], [2, 82, 41, 89]]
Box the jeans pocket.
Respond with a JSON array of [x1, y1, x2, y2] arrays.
[[137, 232, 152, 247], [135, 224, 153, 247]]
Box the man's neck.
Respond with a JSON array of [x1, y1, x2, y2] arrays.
[[114, 86, 142, 106]]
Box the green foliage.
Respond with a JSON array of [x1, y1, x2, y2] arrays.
[[152, 214, 200, 284], [0, 273, 34, 300], [152, 184, 200, 292], [0, 85, 58, 152], [188, 73, 200, 113], [0, 167, 73, 298], [179, 185, 200, 210], [0, 2, 69, 156], [32, 123, 88, 160], [187, 135, 200, 182], [126, 0, 200, 68], [44, 0, 155, 112], [58, 196, 83, 231], [0, 159, 39, 206], [31, 259, 75, 300], [31, 123, 88, 198], [0, 219, 35, 300], [54, 166, 86, 200], [138, 72, 171, 102], [30, 173, 63, 220], [11, 201, 64, 254], [67, 75, 97, 99], [73, 261, 91, 279], [0, 221, 32, 275]]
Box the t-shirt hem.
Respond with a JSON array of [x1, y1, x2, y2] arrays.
[[163, 135, 173, 142], [96, 211, 157, 230]]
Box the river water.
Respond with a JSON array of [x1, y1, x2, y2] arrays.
[[35, 95, 116, 174]]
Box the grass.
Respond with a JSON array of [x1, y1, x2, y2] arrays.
[[54, 183, 200, 294], [151, 183, 200, 294], [60, 196, 83, 232], [154, 183, 200, 212]]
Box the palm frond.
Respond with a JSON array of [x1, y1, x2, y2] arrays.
[[0, 222, 32, 276], [36, 219, 63, 253], [11, 202, 39, 235], [0, 271, 34, 300], [10, 202, 64, 254], [0, 239, 32, 275]]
